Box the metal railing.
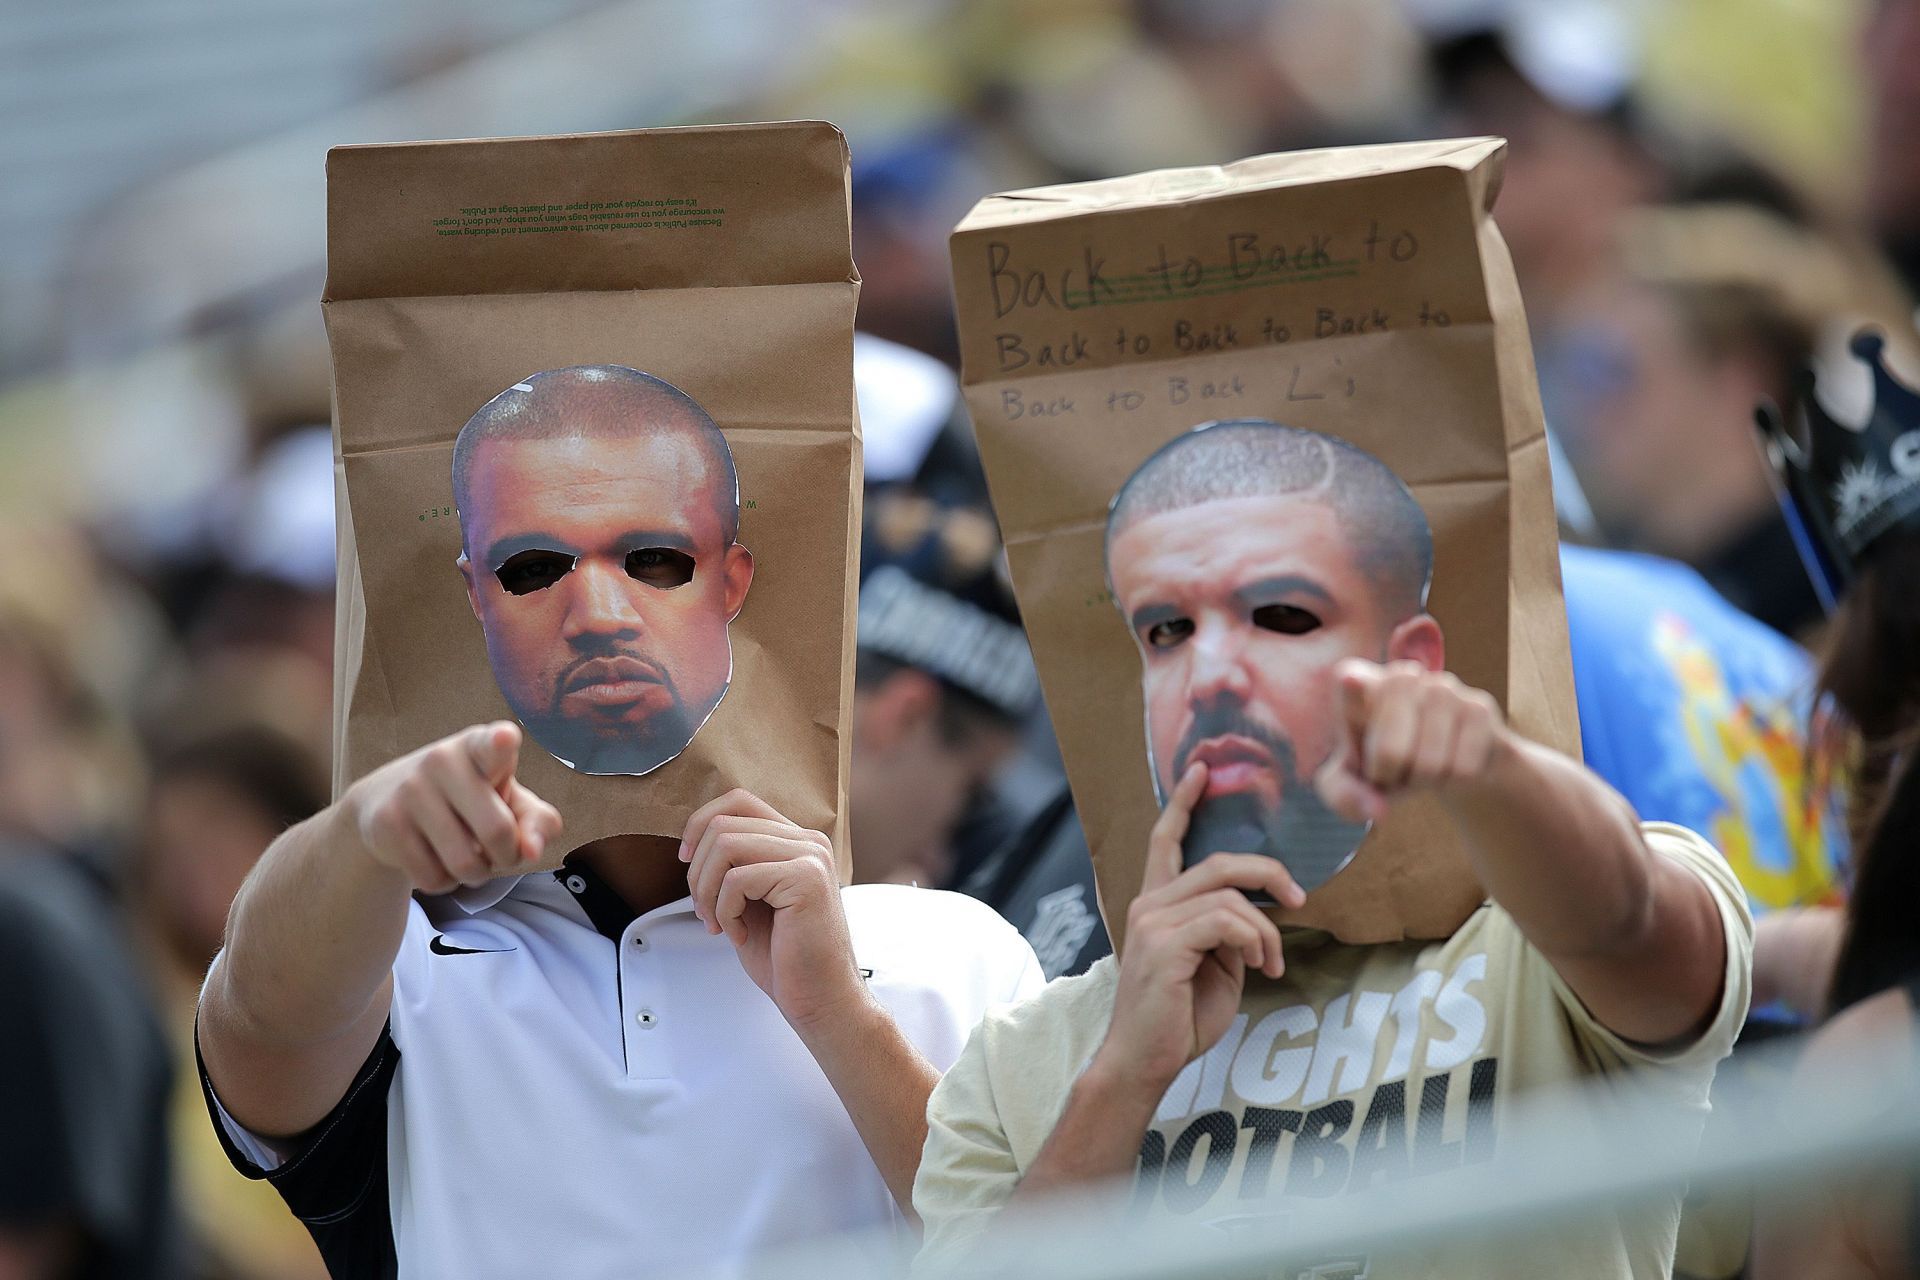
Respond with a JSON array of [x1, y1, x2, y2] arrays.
[[704, 1027, 1920, 1280]]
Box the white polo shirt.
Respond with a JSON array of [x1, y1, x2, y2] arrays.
[[201, 862, 1043, 1279]]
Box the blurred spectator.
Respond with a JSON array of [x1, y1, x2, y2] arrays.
[[0, 850, 186, 1280], [1557, 542, 1850, 1280], [1139, 0, 1427, 152], [1422, 17, 1669, 545], [1552, 272, 1812, 608], [1560, 543, 1846, 980], [856, 333, 968, 494], [1750, 330, 1920, 1277], [0, 529, 161, 867], [956, 786, 1108, 981], [150, 425, 336, 677], [0, 603, 185, 1280], [852, 490, 1039, 887], [1428, 21, 1657, 335], [854, 328, 1066, 874], [1864, 0, 1920, 302], [851, 132, 982, 366], [136, 664, 330, 1280], [1553, 203, 1912, 634]]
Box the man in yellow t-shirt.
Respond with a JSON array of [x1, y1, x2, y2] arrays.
[[913, 422, 1751, 1278]]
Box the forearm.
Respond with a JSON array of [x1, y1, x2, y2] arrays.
[[1752, 907, 1844, 1018], [1443, 731, 1726, 1042], [1442, 732, 1656, 956], [1012, 1056, 1163, 1205], [795, 997, 941, 1219], [203, 801, 410, 1048]]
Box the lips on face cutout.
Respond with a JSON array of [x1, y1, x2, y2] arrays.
[[1185, 733, 1279, 798], [559, 654, 672, 714]]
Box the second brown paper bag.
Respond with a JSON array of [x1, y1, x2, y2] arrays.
[[327, 122, 862, 874], [950, 137, 1578, 946]]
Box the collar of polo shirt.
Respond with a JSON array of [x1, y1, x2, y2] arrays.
[[438, 863, 699, 941], [445, 877, 521, 915]]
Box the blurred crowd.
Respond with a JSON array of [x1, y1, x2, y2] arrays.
[[3, 0, 1919, 1277]]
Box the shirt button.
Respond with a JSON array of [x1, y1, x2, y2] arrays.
[[565, 875, 587, 894], [635, 1009, 658, 1029], [631, 935, 647, 950]]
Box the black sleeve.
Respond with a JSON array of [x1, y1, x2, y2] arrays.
[[0, 934, 82, 1225], [966, 791, 1112, 980], [0, 855, 185, 1280], [196, 1022, 400, 1280]]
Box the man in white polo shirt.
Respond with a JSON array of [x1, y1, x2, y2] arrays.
[[197, 718, 1041, 1279]]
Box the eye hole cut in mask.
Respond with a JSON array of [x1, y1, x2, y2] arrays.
[[494, 547, 697, 596]]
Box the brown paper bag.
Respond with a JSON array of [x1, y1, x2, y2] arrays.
[[949, 137, 1577, 946], [326, 121, 862, 874]]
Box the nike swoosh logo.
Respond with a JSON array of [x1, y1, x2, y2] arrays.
[[429, 935, 516, 956]]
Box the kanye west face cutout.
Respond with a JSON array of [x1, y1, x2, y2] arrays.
[[1105, 419, 1442, 895], [455, 366, 754, 775]]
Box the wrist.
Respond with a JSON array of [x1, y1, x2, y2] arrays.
[[1441, 723, 1527, 806], [783, 976, 885, 1044], [324, 795, 408, 888], [1083, 1042, 1182, 1115]]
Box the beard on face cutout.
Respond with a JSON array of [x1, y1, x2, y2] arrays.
[[520, 636, 701, 775], [1169, 702, 1370, 898]]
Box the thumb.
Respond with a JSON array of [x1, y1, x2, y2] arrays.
[[1316, 736, 1385, 824], [464, 720, 522, 789]]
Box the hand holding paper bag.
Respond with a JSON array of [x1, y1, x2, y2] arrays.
[[678, 789, 867, 1031]]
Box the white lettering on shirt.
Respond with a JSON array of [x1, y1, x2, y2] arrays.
[[1229, 1006, 1317, 1105], [1423, 954, 1489, 1072], [1301, 992, 1391, 1106], [1151, 950, 1492, 1124]]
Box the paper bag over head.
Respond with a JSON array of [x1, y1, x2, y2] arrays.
[[949, 137, 1578, 947], [326, 121, 863, 878]]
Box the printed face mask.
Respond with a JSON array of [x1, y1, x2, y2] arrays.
[[456, 366, 756, 776], [1106, 419, 1434, 898]]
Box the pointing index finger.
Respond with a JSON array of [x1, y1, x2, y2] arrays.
[[1143, 762, 1208, 894]]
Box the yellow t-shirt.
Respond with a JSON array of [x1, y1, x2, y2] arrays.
[[913, 823, 1753, 1279]]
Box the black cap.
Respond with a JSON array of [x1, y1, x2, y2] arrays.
[[1756, 329, 1920, 604]]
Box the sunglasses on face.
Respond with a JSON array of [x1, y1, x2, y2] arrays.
[[493, 547, 696, 596]]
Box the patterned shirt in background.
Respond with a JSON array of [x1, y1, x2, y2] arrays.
[[1561, 545, 1846, 935]]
